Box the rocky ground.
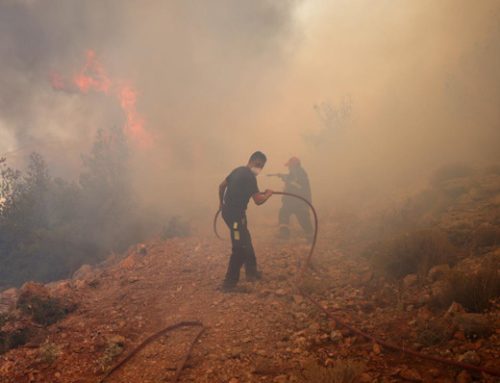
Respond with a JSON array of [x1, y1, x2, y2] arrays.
[[1, 167, 499, 383]]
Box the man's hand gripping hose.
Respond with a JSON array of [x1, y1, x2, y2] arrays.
[[215, 191, 500, 378]]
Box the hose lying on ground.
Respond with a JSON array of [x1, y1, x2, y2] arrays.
[[99, 321, 205, 383], [215, 191, 500, 377]]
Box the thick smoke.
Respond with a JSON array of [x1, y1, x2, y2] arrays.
[[1, 0, 499, 221]]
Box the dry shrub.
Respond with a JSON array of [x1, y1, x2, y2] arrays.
[[302, 359, 365, 383], [471, 224, 500, 249], [17, 294, 72, 326], [416, 320, 452, 346], [0, 328, 30, 354], [370, 229, 457, 279], [38, 342, 61, 364], [98, 341, 124, 372], [436, 260, 500, 312]]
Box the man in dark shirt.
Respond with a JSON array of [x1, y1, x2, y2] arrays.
[[277, 157, 313, 242], [218, 151, 273, 292]]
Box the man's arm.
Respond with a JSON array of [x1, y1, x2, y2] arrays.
[[252, 189, 273, 205], [218, 179, 228, 209]]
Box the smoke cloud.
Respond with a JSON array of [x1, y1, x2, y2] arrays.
[[1, 0, 499, 220]]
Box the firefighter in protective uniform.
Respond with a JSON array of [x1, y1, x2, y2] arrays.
[[277, 157, 313, 242]]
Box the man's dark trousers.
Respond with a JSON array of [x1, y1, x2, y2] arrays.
[[279, 201, 313, 236], [221, 209, 257, 287]]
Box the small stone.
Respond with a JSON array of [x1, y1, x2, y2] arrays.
[[403, 274, 418, 288], [457, 351, 480, 366], [446, 302, 465, 317], [228, 378, 239, 383], [309, 322, 321, 331], [330, 330, 343, 343], [456, 370, 471, 383], [256, 349, 268, 357], [229, 347, 242, 358], [399, 368, 422, 382], [359, 373, 372, 383], [292, 295, 303, 304], [372, 343, 382, 355], [275, 289, 287, 297]]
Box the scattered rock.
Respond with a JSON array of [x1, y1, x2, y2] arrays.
[[403, 274, 418, 288], [330, 330, 343, 343], [275, 289, 287, 297], [120, 255, 138, 270], [445, 302, 465, 317], [372, 342, 382, 355], [399, 367, 423, 382]]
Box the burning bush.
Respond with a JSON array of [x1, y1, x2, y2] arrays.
[[369, 229, 458, 279]]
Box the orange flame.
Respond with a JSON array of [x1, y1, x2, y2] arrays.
[[51, 50, 151, 148]]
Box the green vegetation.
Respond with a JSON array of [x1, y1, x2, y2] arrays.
[[0, 127, 149, 287]]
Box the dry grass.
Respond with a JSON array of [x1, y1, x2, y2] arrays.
[[38, 342, 61, 364], [98, 340, 125, 372], [370, 229, 457, 279], [436, 259, 500, 312], [302, 359, 365, 383]]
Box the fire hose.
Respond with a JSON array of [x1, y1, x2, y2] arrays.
[[215, 191, 500, 378], [101, 191, 499, 382]]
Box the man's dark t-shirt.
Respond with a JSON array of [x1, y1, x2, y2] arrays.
[[223, 166, 259, 217]]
